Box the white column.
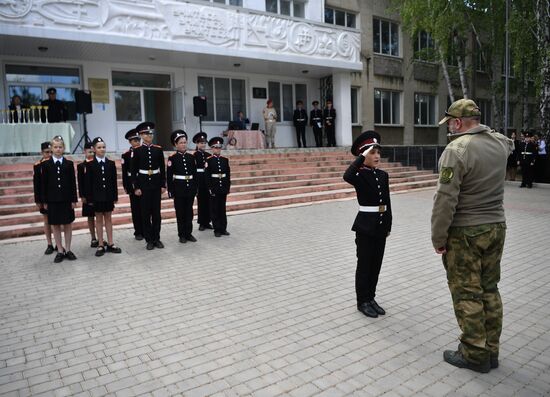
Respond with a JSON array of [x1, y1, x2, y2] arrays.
[[332, 72, 352, 147]]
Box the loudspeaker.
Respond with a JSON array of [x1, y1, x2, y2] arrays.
[[193, 96, 207, 117], [75, 90, 92, 114]]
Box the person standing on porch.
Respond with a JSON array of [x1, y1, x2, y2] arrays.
[[293, 100, 308, 148], [310, 100, 324, 147], [262, 99, 278, 149], [323, 99, 337, 147]]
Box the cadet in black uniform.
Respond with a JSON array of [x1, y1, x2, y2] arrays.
[[518, 131, 537, 188], [167, 130, 198, 244], [206, 137, 231, 237], [310, 100, 323, 147], [41, 136, 78, 263], [343, 131, 392, 318], [41, 87, 67, 123], [193, 132, 213, 231], [33, 141, 54, 254], [131, 122, 166, 250], [323, 99, 337, 147], [85, 137, 122, 256], [121, 128, 143, 240], [293, 100, 308, 148], [77, 142, 98, 248]]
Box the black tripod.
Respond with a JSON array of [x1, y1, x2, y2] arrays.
[[72, 112, 91, 154]]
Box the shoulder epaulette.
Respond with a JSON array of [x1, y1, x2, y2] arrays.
[[34, 160, 42, 166], [206, 155, 215, 159], [153, 144, 163, 149]]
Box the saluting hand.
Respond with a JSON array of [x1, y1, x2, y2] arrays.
[[361, 146, 374, 157], [135, 189, 142, 196]]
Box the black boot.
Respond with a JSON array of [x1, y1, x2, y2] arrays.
[[357, 302, 378, 318], [443, 350, 490, 373]]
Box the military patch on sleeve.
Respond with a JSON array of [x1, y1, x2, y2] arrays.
[[439, 167, 454, 184]]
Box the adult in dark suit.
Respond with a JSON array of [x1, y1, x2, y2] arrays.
[[293, 100, 308, 148], [343, 131, 392, 318], [41, 87, 67, 123], [8, 95, 26, 123], [310, 100, 323, 147]]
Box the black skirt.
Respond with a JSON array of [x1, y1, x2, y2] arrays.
[[93, 201, 114, 213], [82, 203, 95, 217], [47, 202, 75, 225]]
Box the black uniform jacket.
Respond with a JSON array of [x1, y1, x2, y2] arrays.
[[41, 99, 67, 123], [77, 159, 93, 199], [131, 143, 166, 191], [121, 148, 135, 194], [85, 158, 118, 203], [519, 141, 537, 164], [343, 156, 392, 236], [41, 157, 77, 203], [310, 109, 323, 128], [205, 155, 231, 195], [323, 107, 336, 127], [293, 109, 308, 127], [167, 151, 198, 198], [33, 158, 47, 203], [193, 150, 211, 187]]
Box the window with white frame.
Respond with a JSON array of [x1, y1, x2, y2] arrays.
[[325, 7, 357, 28], [201, 0, 243, 6], [266, 0, 305, 18], [268, 81, 307, 122], [476, 99, 491, 125], [197, 76, 246, 122], [414, 93, 436, 126], [374, 89, 400, 125], [351, 87, 360, 124], [373, 18, 399, 56], [414, 31, 435, 62]]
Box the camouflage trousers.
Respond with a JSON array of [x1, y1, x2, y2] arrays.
[[443, 223, 506, 365]]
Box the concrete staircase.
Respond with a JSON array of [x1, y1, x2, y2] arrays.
[[0, 149, 438, 241]]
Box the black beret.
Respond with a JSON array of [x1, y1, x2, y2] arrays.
[[41, 142, 51, 151], [92, 137, 104, 146], [84, 141, 94, 149]]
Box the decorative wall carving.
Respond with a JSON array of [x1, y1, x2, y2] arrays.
[[0, 0, 361, 65]]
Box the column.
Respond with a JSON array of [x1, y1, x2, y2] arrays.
[[332, 72, 353, 147]]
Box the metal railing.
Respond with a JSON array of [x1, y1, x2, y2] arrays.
[[382, 146, 447, 172]]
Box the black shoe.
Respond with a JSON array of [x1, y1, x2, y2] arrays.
[[44, 245, 55, 255], [221, 231, 230, 236], [106, 244, 122, 254], [527, 185, 533, 188], [519, 184, 526, 188], [200, 224, 213, 230], [135, 234, 144, 241], [179, 236, 187, 243], [443, 350, 490, 373], [95, 246, 105, 257], [199, 225, 206, 231], [90, 239, 99, 248], [357, 302, 378, 318], [154, 240, 164, 249], [65, 251, 77, 261], [214, 232, 222, 237], [54, 252, 65, 263], [490, 354, 499, 369], [185, 235, 197, 242], [146, 242, 155, 250], [370, 300, 385, 315]]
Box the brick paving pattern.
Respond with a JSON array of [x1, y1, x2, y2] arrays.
[[0, 185, 549, 396]]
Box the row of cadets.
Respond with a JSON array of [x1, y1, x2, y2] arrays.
[[192, 132, 213, 231], [84, 137, 122, 256], [167, 130, 198, 243], [33, 141, 54, 254], [121, 128, 144, 240], [40, 136, 78, 263], [77, 142, 98, 248], [205, 137, 231, 237], [131, 122, 166, 250]]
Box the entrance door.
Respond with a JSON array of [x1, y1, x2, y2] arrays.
[[144, 90, 172, 148]]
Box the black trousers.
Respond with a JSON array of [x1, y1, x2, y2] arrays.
[[326, 126, 336, 147], [129, 193, 143, 237], [521, 160, 535, 186], [312, 126, 323, 147], [295, 126, 306, 148], [355, 232, 387, 305], [174, 196, 194, 237], [196, 186, 211, 226], [140, 188, 161, 243], [210, 193, 227, 233]]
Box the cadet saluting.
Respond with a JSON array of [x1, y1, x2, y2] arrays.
[[131, 122, 166, 250], [167, 130, 198, 244], [343, 131, 392, 318], [205, 137, 231, 237]]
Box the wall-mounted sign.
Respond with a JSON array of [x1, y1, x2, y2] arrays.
[[88, 78, 110, 103]]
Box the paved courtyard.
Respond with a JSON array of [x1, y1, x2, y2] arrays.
[[1, 185, 549, 397]]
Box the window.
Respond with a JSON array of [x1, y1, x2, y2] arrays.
[[373, 18, 399, 56], [115, 90, 142, 122], [197, 76, 246, 122], [325, 7, 357, 28], [477, 99, 491, 126], [268, 82, 307, 122], [414, 93, 436, 125], [474, 40, 487, 72], [351, 87, 359, 124], [414, 31, 435, 62], [374, 89, 400, 125], [5, 64, 81, 121], [266, 0, 305, 17], [446, 36, 465, 67], [202, 0, 242, 6]]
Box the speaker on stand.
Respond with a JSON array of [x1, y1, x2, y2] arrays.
[[73, 90, 93, 154], [193, 96, 207, 134]]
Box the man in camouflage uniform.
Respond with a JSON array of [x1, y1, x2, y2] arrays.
[[431, 99, 513, 373]]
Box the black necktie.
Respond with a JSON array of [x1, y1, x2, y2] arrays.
[[55, 160, 61, 166]]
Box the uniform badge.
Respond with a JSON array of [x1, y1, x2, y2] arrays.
[[167, 160, 172, 167], [130, 151, 134, 158], [439, 167, 454, 184], [121, 158, 124, 165]]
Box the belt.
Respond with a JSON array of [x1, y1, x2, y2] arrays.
[[211, 173, 227, 178], [127, 172, 132, 177], [297, 119, 305, 121], [196, 168, 205, 173], [174, 175, 193, 180], [521, 152, 533, 155], [359, 205, 386, 213], [139, 168, 160, 175]]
